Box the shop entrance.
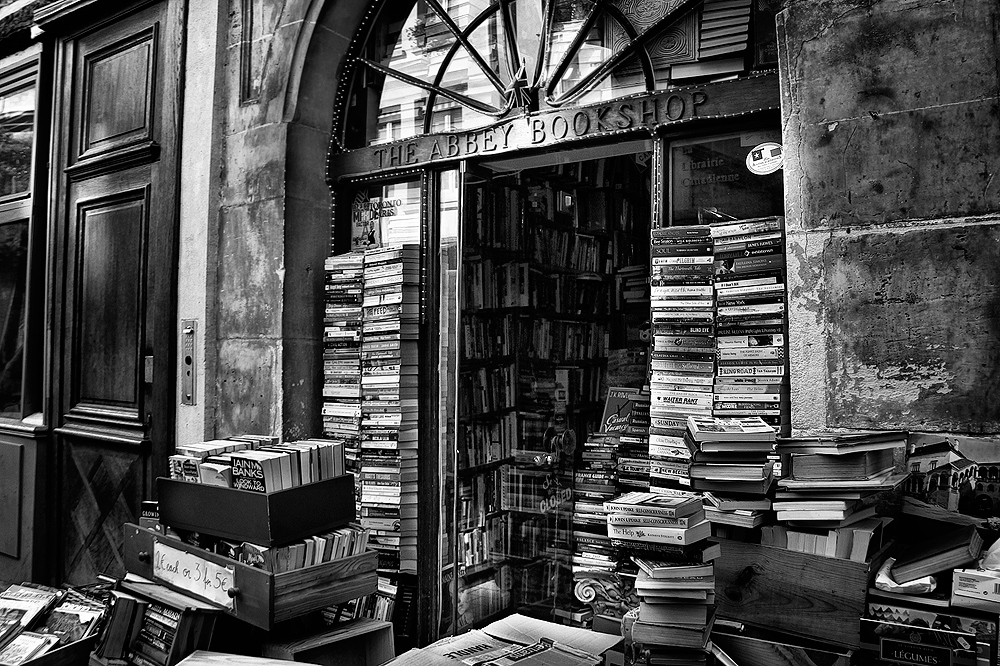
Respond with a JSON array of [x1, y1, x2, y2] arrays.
[[443, 141, 655, 632]]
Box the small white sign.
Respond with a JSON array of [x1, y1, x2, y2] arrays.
[[746, 142, 784, 175], [152, 541, 236, 610]]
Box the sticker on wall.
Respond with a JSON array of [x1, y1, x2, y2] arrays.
[[746, 142, 784, 175]]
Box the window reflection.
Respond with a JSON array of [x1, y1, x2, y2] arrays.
[[0, 221, 28, 415], [0, 85, 34, 197]]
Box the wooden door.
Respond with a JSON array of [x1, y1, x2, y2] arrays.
[[48, 0, 183, 584]]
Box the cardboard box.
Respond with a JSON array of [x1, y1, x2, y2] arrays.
[[157, 475, 355, 545], [865, 599, 998, 666], [712, 538, 891, 649], [953, 568, 1000, 603], [861, 617, 978, 666]]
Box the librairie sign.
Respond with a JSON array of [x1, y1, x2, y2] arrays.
[[330, 74, 779, 179], [153, 540, 236, 610]]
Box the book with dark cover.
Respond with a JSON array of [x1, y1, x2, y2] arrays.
[[624, 606, 716, 649], [611, 539, 722, 563], [891, 524, 984, 584]]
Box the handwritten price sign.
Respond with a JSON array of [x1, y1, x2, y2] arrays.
[[152, 541, 235, 610]]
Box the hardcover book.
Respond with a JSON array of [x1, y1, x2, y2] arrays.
[[891, 524, 984, 584]]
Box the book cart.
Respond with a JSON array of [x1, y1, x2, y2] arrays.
[[119, 476, 391, 666]]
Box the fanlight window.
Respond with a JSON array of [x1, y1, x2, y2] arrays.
[[342, 0, 765, 148]]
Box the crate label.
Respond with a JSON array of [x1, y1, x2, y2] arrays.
[[153, 541, 235, 610]]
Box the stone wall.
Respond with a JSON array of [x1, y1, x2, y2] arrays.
[[779, 0, 1000, 433], [211, 0, 363, 439]]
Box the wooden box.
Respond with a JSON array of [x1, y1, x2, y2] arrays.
[[713, 539, 891, 649], [712, 626, 855, 666], [23, 635, 99, 666], [157, 476, 355, 545], [261, 617, 394, 666], [124, 524, 377, 630]]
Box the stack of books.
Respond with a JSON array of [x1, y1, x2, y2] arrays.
[[603, 491, 714, 559], [600, 387, 652, 494], [685, 416, 778, 531], [322, 252, 365, 470], [168, 436, 344, 491], [359, 244, 421, 576], [710, 217, 790, 437], [648, 226, 716, 492], [765, 431, 909, 559], [570, 433, 622, 622], [623, 556, 718, 664], [573, 432, 619, 529]]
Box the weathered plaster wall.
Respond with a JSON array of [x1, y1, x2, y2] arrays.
[[213, 0, 364, 439], [779, 0, 1000, 433]]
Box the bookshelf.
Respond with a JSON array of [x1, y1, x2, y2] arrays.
[[450, 154, 652, 633]]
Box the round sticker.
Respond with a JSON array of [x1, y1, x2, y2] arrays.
[[746, 142, 784, 175]]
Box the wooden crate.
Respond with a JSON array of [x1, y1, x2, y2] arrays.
[[156, 476, 355, 545], [23, 635, 99, 666], [262, 617, 394, 666], [712, 627, 855, 666], [713, 539, 890, 649], [124, 524, 377, 630]]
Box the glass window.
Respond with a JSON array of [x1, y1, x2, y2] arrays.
[[669, 131, 785, 226], [0, 51, 40, 420], [343, 0, 756, 148], [0, 220, 27, 416], [0, 80, 34, 197]]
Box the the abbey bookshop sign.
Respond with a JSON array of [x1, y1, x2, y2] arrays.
[[330, 74, 778, 179]]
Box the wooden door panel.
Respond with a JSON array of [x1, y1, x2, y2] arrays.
[[61, 439, 143, 581], [80, 26, 157, 156], [76, 189, 147, 411]]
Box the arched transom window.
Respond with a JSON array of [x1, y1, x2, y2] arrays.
[[341, 0, 770, 148]]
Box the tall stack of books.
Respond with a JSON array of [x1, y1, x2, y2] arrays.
[[359, 244, 421, 576], [606, 492, 718, 663], [322, 252, 366, 471], [709, 217, 790, 437], [685, 416, 777, 532], [648, 226, 716, 492], [766, 431, 908, 559]]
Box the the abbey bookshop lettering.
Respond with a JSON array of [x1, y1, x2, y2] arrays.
[[331, 74, 780, 178], [373, 91, 705, 169]]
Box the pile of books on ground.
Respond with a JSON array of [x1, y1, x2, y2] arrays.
[[710, 217, 790, 436], [0, 582, 108, 665], [322, 252, 365, 471], [167, 436, 344, 491], [763, 431, 908, 559], [359, 244, 420, 576], [685, 415, 777, 536], [606, 492, 718, 664], [648, 226, 715, 493]]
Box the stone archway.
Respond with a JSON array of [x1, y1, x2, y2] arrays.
[[216, 0, 372, 439]]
